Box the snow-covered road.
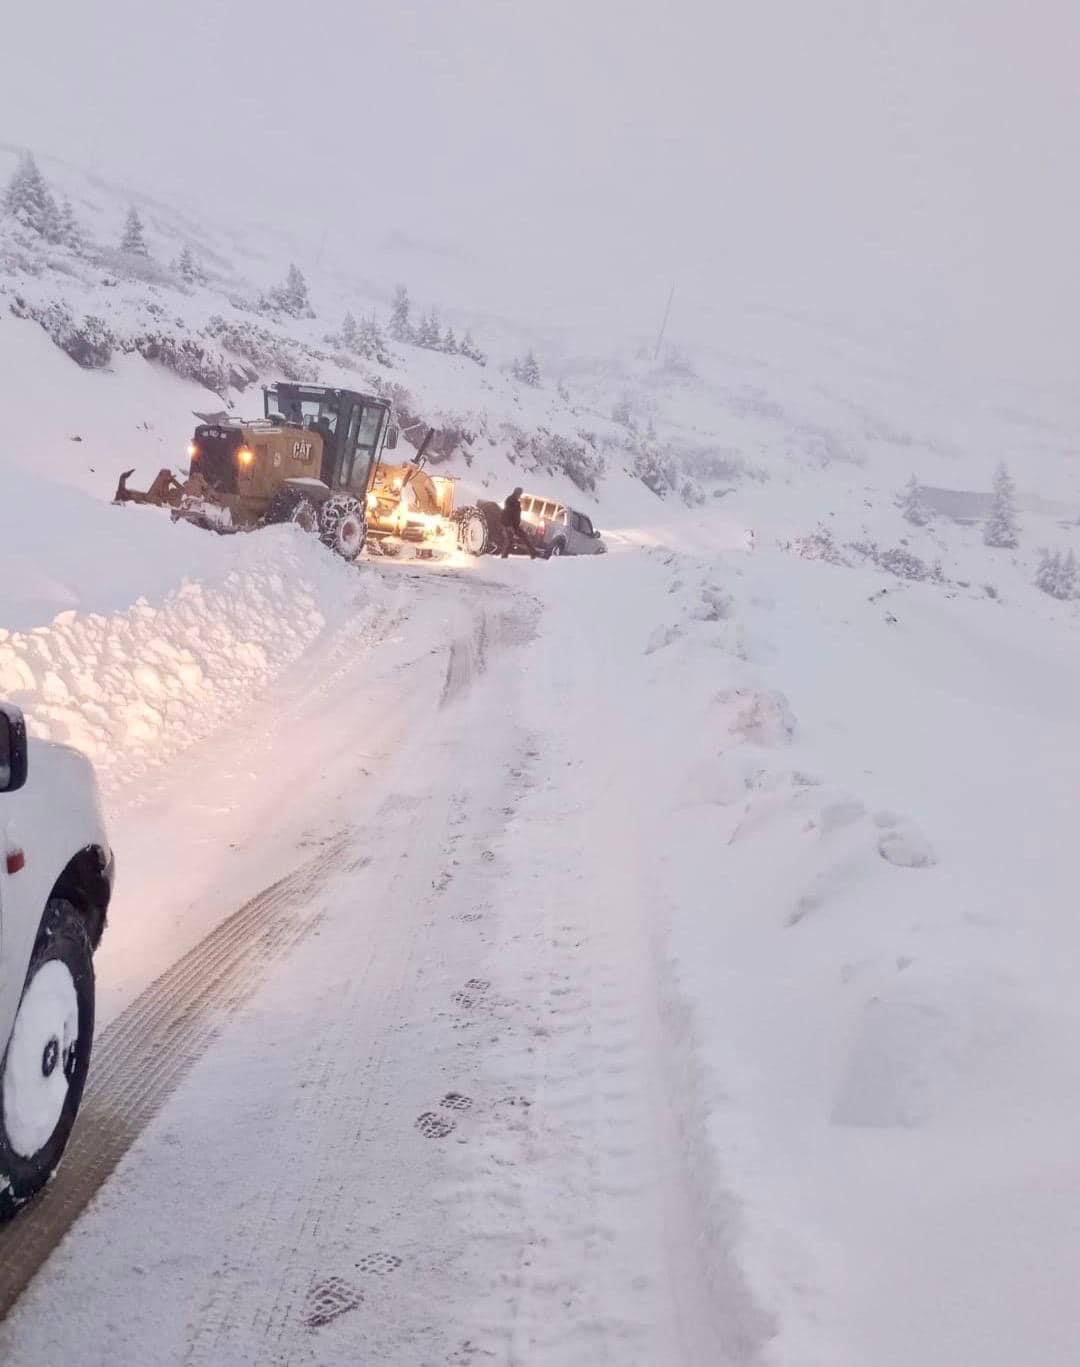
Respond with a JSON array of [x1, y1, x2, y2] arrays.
[[3, 526, 1079, 1367], [0, 552, 763, 1366]]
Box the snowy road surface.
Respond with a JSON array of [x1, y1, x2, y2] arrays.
[[3, 530, 1080, 1367], [0, 553, 763, 1366]]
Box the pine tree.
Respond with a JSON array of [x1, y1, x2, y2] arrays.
[[120, 206, 150, 257], [900, 474, 931, 526], [442, 326, 458, 354], [460, 329, 486, 366], [340, 312, 360, 349], [389, 284, 412, 341], [283, 263, 312, 316], [520, 350, 541, 387], [1035, 547, 1077, 599], [418, 309, 441, 349], [4, 153, 60, 240], [360, 313, 392, 366], [984, 463, 1019, 548], [57, 197, 82, 250], [174, 243, 202, 284]]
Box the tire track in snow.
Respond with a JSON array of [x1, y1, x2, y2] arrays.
[[0, 832, 354, 1321]]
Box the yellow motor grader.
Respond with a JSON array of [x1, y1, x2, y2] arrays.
[[114, 383, 491, 560]]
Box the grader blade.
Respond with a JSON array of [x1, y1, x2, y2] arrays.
[[113, 468, 189, 507]]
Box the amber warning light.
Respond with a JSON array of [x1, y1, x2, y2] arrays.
[[187, 441, 200, 461], [237, 446, 255, 467]]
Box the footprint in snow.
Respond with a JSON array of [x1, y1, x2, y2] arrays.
[[415, 1111, 456, 1139]]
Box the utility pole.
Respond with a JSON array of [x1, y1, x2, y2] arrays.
[[653, 282, 675, 362]]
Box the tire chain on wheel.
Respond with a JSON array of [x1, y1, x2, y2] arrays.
[[319, 494, 367, 561], [454, 504, 494, 556]]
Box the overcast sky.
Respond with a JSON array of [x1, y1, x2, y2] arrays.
[[4, 0, 1078, 379]]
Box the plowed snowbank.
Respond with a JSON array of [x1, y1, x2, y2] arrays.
[[1, 509, 361, 787]]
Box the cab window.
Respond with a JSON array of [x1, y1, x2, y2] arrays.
[[346, 404, 385, 494]]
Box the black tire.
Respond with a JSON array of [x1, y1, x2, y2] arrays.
[[549, 539, 566, 558], [319, 495, 367, 562], [0, 900, 95, 1221], [265, 486, 324, 534], [264, 486, 305, 526], [455, 505, 491, 556], [476, 501, 506, 556]]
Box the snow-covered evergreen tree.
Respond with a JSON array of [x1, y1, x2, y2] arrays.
[[340, 311, 360, 350], [520, 350, 542, 387], [120, 206, 150, 257], [174, 243, 205, 284], [284, 263, 312, 316], [418, 309, 442, 349], [984, 463, 1019, 548], [1035, 547, 1077, 599], [57, 197, 82, 250], [442, 326, 458, 354], [900, 475, 931, 526], [459, 329, 486, 366], [390, 284, 412, 341], [360, 313, 392, 366], [4, 153, 60, 240]]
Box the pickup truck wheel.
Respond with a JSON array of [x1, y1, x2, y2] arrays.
[[548, 539, 566, 558], [0, 899, 95, 1220]]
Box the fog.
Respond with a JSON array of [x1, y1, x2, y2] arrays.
[[5, 0, 1078, 380]]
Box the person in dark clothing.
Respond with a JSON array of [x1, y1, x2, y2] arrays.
[[501, 486, 539, 559]]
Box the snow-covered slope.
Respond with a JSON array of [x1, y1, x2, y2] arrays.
[[3, 148, 1080, 1365]]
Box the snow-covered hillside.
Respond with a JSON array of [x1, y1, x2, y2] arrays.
[[3, 148, 1080, 1365]]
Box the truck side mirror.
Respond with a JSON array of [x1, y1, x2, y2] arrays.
[[0, 705, 28, 793], [385, 425, 399, 451]]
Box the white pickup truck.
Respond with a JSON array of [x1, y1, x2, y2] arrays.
[[0, 703, 113, 1219]]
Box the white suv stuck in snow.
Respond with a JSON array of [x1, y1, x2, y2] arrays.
[[0, 703, 113, 1219]]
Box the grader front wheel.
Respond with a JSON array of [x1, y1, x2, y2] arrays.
[[320, 495, 367, 562]]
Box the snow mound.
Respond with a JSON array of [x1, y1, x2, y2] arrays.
[[0, 527, 361, 787], [876, 813, 936, 868], [717, 687, 797, 747]]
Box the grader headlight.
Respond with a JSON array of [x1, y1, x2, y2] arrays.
[[236, 445, 255, 468]]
